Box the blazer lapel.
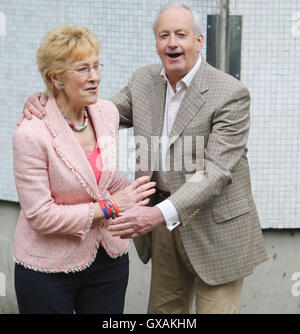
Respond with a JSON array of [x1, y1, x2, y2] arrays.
[[151, 78, 167, 138], [149, 76, 167, 174], [169, 59, 209, 145], [45, 96, 100, 200], [88, 102, 117, 198]]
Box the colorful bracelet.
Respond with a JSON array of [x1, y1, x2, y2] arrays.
[[103, 200, 115, 219], [99, 200, 110, 220], [104, 198, 117, 219], [99, 198, 118, 220], [108, 196, 120, 216]]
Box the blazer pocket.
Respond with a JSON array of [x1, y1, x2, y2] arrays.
[[212, 197, 250, 224]]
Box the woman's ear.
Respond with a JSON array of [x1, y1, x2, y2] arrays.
[[50, 73, 64, 90]]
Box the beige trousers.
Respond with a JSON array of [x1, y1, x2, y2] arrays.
[[147, 224, 243, 314]]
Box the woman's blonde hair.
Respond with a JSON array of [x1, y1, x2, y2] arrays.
[[37, 24, 100, 95]]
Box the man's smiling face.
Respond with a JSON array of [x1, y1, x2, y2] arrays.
[[155, 7, 203, 87]]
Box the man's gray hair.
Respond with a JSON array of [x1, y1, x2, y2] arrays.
[[152, 2, 202, 36]]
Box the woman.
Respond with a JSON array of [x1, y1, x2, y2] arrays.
[[12, 24, 155, 314]]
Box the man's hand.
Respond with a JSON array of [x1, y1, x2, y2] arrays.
[[17, 93, 48, 126], [108, 206, 165, 239]]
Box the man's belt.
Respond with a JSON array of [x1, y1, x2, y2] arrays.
[[156, 188, 171, 201]]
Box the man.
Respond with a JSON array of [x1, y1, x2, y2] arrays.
[[23, 3, 267, 314]]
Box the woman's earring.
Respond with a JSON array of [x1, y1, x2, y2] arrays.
[[57, 82, 64, 89]]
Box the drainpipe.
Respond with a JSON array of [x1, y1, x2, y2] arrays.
[[217, 0, 229, 72]]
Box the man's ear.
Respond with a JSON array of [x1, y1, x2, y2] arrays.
[[196, 34, 204, 53]]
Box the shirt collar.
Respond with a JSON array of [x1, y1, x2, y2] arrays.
[[160, 55, 202, 89]]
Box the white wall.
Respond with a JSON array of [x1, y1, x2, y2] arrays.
[[233, 1, 300, 228]]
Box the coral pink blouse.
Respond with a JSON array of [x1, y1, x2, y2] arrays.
[[86, 142, 102, 184]]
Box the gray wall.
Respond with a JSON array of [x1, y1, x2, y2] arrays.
[[1, 200, 300, 314]]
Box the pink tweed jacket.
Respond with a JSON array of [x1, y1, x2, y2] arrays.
[[13, 96, 130, 273]]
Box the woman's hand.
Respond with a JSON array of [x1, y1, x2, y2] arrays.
[[111, 176, 156, 212]]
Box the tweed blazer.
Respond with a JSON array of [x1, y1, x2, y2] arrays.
[[111, 59, 268, 285], [13, 96, 129, 273]]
